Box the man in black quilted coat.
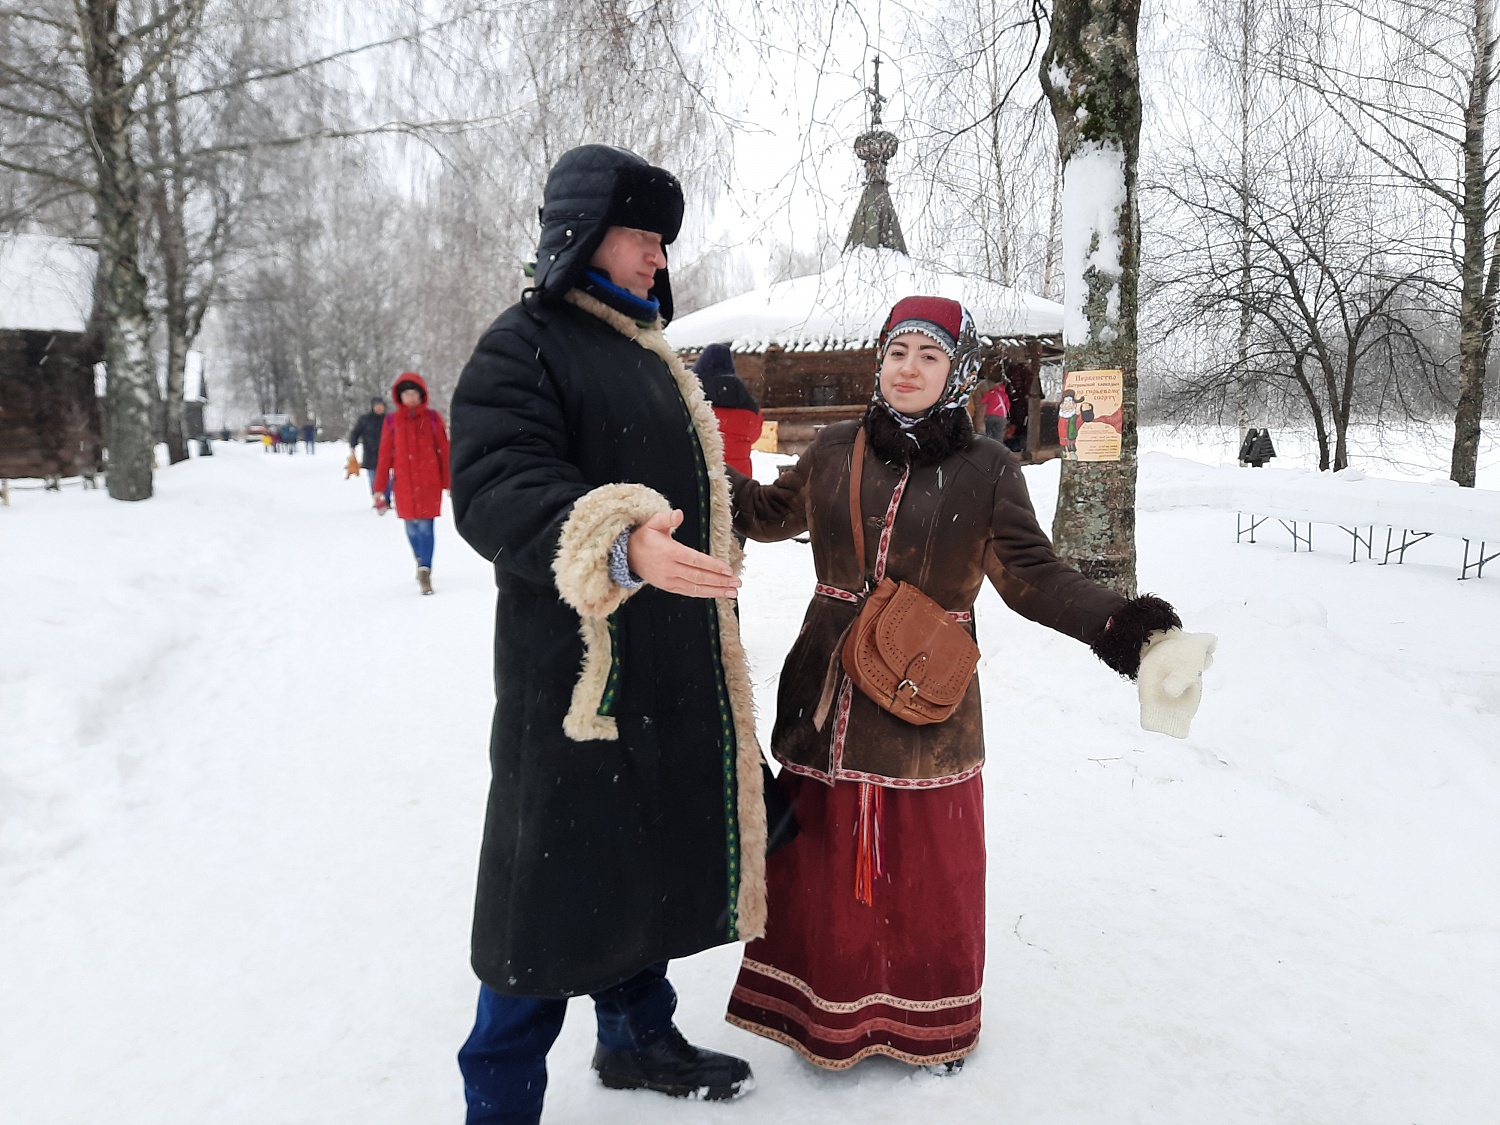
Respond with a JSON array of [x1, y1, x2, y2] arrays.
[[448, 144, 767, 1124]]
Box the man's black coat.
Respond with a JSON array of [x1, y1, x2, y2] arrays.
[[348, 410, 385, 469], [449, 289, 767, 998]]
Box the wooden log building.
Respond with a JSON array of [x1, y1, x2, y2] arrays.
[[0, 233, 103, 485]]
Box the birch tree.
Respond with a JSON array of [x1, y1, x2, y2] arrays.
[[1, 0, 504, 494], [139, 51, 241, 463], [1040, 0, 1143, 595], [1, 0, 212, 500]]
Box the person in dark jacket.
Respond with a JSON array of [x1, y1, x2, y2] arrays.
[[349, 398, 391, 509], [374, 373, 450, 595], [1239, 427, 1277, 467], [301, 421, 316, 452], [692, 344, 763, 477], [449, 144, 763, 1124]]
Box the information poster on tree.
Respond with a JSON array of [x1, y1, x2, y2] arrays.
[[1058, 369, 1124, 462]]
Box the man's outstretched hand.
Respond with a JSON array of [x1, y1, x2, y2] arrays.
[[628, 509, 740, 599]]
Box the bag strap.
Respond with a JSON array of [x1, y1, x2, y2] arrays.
[[848, 426, 910, 590], [848, 427, 867, 584]]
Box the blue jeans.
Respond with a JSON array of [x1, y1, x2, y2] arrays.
[[458, 963, 676, 1125], [365, 468, 392, 502], [404, 518, 435, 568]]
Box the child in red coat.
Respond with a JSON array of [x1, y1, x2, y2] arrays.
[[374, 372, 451, 594]]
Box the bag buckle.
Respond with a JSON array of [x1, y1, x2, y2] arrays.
[[893, 678, 920, 702]]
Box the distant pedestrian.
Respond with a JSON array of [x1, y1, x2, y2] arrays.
[[261, 432, 272, 454], [693, 344, 762, 477], [280, 421, 299, 454], [270, 428, 281, 453], [302, 422, 317, 453], [980, 379, 1010, 442], [349, 397, 392, 511], [374, 373, 450, 595]]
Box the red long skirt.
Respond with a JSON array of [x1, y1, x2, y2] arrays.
[[726, 771, 986, 1069]]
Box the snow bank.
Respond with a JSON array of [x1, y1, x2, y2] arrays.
[[2, 442, 1497, 1125], [1139, 452, 1500, 540]]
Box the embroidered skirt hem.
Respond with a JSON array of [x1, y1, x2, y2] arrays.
[[724, 771, 986, 1069]]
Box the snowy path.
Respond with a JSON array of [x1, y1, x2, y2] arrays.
[[2, 441, 1498, 1125]]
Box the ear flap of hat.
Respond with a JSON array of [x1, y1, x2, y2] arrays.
[[651, 250, 674, 325], [533, 145, 627, 298]]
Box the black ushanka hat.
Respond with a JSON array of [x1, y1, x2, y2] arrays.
[[532, 145, 684, 322]]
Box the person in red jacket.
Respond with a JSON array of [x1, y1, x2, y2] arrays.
[[692, 344, 762, 477], [980, 379, 1010, 443], [374, 372, 451, 595]]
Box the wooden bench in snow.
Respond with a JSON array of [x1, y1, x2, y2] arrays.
[[1137, 454, 1500, 580]]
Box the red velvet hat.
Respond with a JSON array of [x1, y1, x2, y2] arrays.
[[879, 295, 967, 356]]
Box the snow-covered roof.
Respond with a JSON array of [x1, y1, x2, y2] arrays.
[[666, 247, 1064, 353], [0, 233, 97, 333]]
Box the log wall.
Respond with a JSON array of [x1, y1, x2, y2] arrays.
[[0, 329, 105, 479]]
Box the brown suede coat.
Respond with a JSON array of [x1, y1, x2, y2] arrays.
[[733, 419, 1126, 786]]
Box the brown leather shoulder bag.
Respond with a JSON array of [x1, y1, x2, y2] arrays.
[[838, 428, 980, 726]]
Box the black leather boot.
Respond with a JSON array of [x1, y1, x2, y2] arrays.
[[592, 1026, 754, 1101]]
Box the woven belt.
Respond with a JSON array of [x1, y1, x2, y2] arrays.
[[814, 582, 972, 622]]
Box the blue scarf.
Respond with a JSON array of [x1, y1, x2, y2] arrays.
[[581, 269, 660, 325]]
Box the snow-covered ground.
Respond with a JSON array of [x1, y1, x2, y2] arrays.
[[2, 435, 1498, 1125]]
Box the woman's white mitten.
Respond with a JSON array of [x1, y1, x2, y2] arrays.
[[1137, 628, 1217, 738]]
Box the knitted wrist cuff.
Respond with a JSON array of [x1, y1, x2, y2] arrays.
[[1139, 696, 1194, 739], [607, 527, 645, 590]]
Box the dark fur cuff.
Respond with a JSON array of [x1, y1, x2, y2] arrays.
[[1091, 594, 1182, 680]]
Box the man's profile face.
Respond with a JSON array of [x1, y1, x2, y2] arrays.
[[590, 226, 666, 299]]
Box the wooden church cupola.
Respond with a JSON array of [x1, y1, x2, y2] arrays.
[[844, 56, 908, 255]]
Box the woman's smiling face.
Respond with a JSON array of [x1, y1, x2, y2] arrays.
[[879, 332, 953, 415]]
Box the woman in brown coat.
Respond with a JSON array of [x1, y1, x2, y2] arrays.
[[724, 296, 1213, 1072]]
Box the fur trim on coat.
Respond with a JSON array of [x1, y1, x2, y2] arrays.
[[1090, 594, 1182, 680], [552, 481, 672, 741], [553, 289, 768, 940]]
